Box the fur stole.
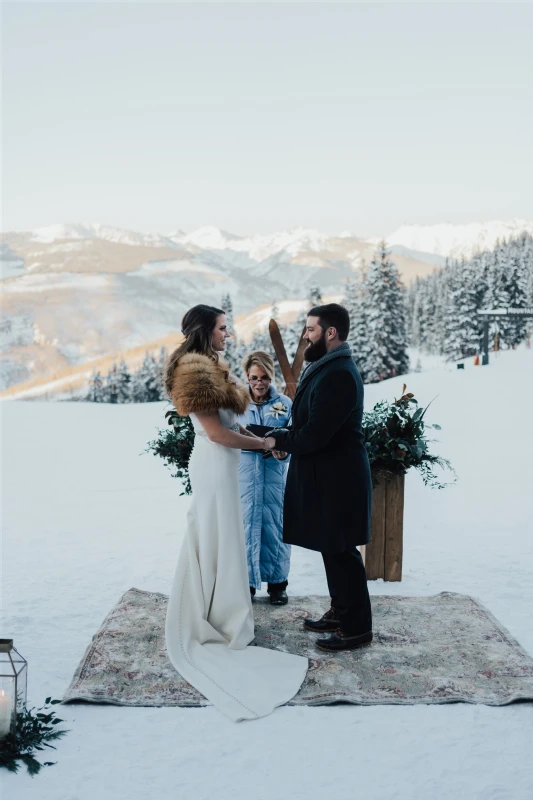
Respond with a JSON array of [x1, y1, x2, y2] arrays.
[[170, 352, 250, 417]]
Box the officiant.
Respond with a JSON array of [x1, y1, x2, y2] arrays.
[[238, 351, 292, 605]]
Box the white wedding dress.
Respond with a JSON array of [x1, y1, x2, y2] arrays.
[[165, 409, 308, 721]]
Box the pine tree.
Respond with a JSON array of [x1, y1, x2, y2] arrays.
[[308, 284, 323, 306], [130, 353, 164, 402], [115, 359, 133, 403], [364, 243, 409, 383], [156, 346, 170, 398], [501, 243, 528, 346], [221, 292, 244, 378], [401, 233, 533, 356], [484, 247, 510, 350], [87, 371, 105, 402], [441, 259, 480, 361], [343, 264, 369, 380], [105, 364, 120, 404]]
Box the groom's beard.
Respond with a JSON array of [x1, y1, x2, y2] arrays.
[[304, 333, 328, 363]]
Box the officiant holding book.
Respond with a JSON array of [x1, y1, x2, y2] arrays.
[[238, 351, 292, 605]]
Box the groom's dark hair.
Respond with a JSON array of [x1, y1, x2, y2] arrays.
[[308, 303, 350, 341]]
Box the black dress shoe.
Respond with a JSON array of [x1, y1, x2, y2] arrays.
[[316, 630, 373, 652], [303, 607, 340, 633], [269, 589, 288, 605]]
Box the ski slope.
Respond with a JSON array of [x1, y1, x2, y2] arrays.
[[2, 347, 532, 800]]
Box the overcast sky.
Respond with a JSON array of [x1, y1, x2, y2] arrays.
[[3, 2, 533, 237]]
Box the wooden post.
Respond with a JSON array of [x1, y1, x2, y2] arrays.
[[362, 480, 386, 580], [384, 474, 404, 581], [361, 473, 404, 581]]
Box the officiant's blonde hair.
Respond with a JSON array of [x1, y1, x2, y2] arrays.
[[242, 350, 275, 381]]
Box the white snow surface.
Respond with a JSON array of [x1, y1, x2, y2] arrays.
[[2, 348, 533, 799]]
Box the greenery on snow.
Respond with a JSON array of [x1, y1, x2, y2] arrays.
[[0, 698, 68, 776]]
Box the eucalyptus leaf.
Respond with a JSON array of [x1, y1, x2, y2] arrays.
[[0, 698, 68, 776]]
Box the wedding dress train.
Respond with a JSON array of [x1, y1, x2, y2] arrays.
[[165, 409, 308, 721]]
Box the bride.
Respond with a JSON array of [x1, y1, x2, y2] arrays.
[[164, 304, 307, 721]]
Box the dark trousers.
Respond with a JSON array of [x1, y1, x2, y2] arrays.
[[250, 581, 288, 596], [322, 548, 372, 635]]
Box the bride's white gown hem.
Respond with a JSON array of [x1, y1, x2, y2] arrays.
[[165, 410, 308, 722]]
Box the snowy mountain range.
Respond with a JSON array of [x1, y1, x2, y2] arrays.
[[1, 219, 531, 393], [14, 217, 533, 260], [386, 219, 533, 260]]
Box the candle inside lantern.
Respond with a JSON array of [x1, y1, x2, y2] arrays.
[[0, 689, 12, 738]]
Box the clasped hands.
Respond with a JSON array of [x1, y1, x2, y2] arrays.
[[263, 436, 286, 460]]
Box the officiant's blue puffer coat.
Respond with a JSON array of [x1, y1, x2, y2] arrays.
[[238, 388, 292, 591]]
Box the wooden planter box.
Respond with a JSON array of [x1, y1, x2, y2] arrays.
[[361, 472, 404, 581]]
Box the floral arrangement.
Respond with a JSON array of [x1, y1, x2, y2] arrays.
[[363, 385, 454, 488], [270, 401, 288, 419], [146, 387, 454, 494]]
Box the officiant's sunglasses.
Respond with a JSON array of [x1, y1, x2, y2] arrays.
[[249, 376, 271, 383]]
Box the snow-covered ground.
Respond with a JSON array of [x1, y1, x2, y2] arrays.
[[2, 348, 533, 799]]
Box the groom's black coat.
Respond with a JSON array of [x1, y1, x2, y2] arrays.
[[273, 351, 372, 554]]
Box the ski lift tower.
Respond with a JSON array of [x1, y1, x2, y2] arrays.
[[477, 307, 533, 365]]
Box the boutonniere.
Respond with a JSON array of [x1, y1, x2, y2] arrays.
[[271, 401, 288, 419]]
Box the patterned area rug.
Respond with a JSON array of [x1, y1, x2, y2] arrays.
[[63, 589, 533, 707]]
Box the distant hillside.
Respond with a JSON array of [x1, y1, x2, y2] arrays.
[[1, 218, 531, 396], [0, 332, 183, 402]]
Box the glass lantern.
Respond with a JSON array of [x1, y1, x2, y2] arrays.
[[0, 639, 28, 739]]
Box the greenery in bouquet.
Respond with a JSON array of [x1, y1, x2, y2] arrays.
[[363, 385, 455, 488], [0, 698, 68, 776], [145, 409, 195, 495]]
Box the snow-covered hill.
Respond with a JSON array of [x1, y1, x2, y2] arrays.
[[2, 346, 532, 800], [171, 226, 335, 262], [388, 219, 533, 260], [1, 218, 531, 393], [30, 222, 179, 249], [18, 218, 533, 261]]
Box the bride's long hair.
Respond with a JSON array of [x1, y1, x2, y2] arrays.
[[165, 304, 225, 397]]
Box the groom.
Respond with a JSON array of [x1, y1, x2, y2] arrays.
[[265, 303, 373, 651]]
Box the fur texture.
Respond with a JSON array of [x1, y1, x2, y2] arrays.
[[170, 353, 250, 417]]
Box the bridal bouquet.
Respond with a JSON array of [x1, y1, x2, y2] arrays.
[[145, 409, 195, 495]]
